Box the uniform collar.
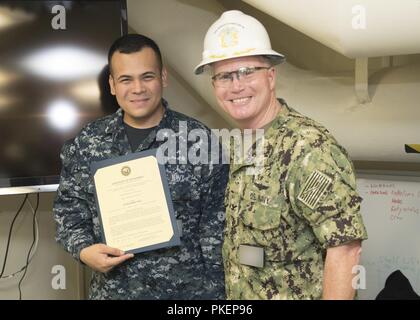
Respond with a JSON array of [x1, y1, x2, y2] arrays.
[[104, 98, 173, 136], [104, 98, 175, 154], [262, 98, 294, 139], [269, 98, 290, 129]]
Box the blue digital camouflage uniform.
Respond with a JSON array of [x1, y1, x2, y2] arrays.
[[54, 99, 228, 299], [223, 99, 368, 299]]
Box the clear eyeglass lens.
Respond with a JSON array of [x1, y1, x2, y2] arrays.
[[238, 67, 255, 78], [213, 67, 269, 87], [219, 73, 232, 82]]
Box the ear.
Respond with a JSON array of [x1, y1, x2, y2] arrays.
[[109, 75, 116, 95], [161, 67, 168, 88], [267, 67, 276, 91]]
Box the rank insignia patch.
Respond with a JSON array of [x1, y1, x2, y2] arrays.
[[297, 170, 332, 209]]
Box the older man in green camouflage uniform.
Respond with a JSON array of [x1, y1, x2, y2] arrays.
[[54, 34, 228, 299], [195, 11, 368, 299]]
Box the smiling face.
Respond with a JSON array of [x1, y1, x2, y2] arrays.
[[212, 56, 280, 129], [109, 47, 167, 128]]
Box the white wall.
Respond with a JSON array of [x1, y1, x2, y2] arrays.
[[0, 193, 84, 299], [163, 64, 231, 129]]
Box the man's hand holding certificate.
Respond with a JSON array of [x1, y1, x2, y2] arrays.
[[90, 149, 181, 255], [80, 244, 134, 273]]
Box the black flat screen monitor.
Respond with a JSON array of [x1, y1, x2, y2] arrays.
[[0, 0, 127, 194]]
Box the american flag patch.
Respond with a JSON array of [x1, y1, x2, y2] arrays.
[[297, 170, 332, 209]]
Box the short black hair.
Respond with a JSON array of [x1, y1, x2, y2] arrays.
[[108, 34, 163, 73]]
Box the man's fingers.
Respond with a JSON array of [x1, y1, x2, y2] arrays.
[[101, 245, 125, 257], [107, 253, 134, 267]]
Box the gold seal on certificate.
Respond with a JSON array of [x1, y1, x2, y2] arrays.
[[90, 149, 181, 254]]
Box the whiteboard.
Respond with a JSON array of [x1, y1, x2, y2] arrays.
[[356, 176, 420, 299]]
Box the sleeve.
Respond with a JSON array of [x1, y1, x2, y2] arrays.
[[53, 138, 96, 261], [286, 130, 368, 249], [198, 138, 229, 296]]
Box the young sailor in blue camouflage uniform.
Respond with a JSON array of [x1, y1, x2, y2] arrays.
[[195, 11, 368, 299], [54, 34, 228, 299]]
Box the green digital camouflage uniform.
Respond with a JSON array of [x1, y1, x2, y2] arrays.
[[223, 99, 368, 299]]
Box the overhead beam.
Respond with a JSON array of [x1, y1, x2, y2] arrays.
[[355, 57, 370, 104]]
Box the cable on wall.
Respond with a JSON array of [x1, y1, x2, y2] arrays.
[[0, 194, 29, 279], [18, 193, 40, 300], [0, 194, 40, 281]]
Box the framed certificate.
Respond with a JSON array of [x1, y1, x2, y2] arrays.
[[90, 149, 181, 254]]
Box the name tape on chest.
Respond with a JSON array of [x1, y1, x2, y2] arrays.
[[239, 245, 264, 268], [297, 170, 332, 209]]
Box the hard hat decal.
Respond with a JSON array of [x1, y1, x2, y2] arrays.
[[209, 54, 227, 59], [220, 27, 239, 48], [233, 48, 255, 56]]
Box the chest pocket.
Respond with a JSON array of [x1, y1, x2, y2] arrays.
[[238, 187, 291, 262], [240, 194, 281, 231], [239, 180, 287, 227], [240, 187, 285, 231]]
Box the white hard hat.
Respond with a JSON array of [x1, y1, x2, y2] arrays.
[[194, 10, 285, 75]]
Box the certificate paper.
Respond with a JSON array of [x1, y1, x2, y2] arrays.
[[90, 149, 181, 254]]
